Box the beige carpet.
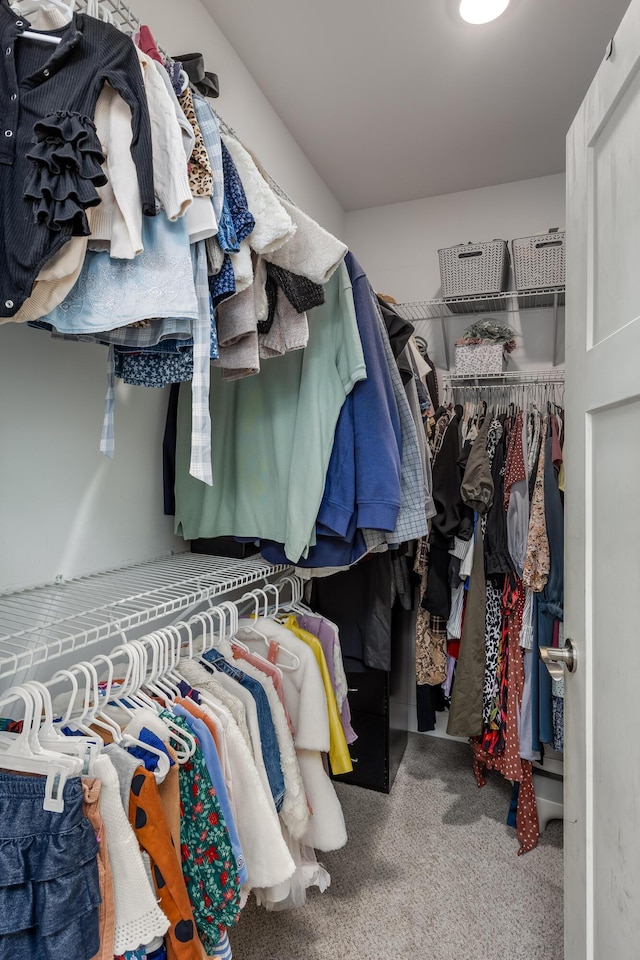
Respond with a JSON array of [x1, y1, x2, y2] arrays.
[[230, 734, 564, 960]]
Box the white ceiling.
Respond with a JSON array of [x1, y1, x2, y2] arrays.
[[202, 0, 630, 211]]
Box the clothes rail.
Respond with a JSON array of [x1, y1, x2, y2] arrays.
[[72, 0, 296, 205], [0, 554, 290, 680]]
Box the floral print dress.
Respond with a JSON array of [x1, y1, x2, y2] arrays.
[[170, 715, 241, 953]]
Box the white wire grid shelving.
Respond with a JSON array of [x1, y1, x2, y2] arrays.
[[0, 554, 289, 681], [394, 287, 565, 369], [442, 369, 565, 386]]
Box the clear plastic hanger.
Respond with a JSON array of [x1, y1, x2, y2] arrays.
[[0, 684, 82, 812]]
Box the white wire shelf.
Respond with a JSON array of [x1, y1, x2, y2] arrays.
[[443, 369, 565, 385], [0, 553, 289, 680], [394, 287, 565, 370], [394, 287, 565, 322]]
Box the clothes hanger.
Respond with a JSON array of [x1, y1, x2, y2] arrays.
[[98, 641, 173, 779], [14, 0, 75, 43], [0, 684, 82, 811], [74, 658, 126, 743], [47, 665, 103, 749], [160, 625, 189, 698], [57, 662, 109, 741], [143, 630, 181, 702], [136, 632, 195, 761], [223, 595, 286, 680], [236, 591, 300, 671], [26, 679, 100, 776], [86, 0, 113, 22]]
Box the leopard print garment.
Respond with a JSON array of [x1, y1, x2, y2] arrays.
[[479, 418, 504, 725], [482, 580, 503, 725], [414, 543, 448, 686], [523, 416, 550, 593], [480, 419, 502, 538], [179, 86, 214, 198]]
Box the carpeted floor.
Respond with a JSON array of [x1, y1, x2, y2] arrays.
[[230, 734, 563, 960]]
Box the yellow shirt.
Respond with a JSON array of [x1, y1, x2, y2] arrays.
[[281, 615, 353, 776]]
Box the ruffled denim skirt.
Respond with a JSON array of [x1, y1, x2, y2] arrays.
[[0, 772, 101, 960]]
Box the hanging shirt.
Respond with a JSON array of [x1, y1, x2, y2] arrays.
[[296, 612, 357, 745], [170, 715, 241, 953], [280, 615, 352, 775], [0, 1, 155, 320], [174, 261, 366, 562], [172, 702, 248, 889], [202, 649, 285, 811]]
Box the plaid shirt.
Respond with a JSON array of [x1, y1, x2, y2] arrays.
[[373, 293, 429, 545], [100, 244, 213, 487], [193, 92, 225, 226], [188, 241, 213, 485]]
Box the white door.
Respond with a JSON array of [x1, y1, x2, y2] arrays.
[[565, 1, 640, 957]]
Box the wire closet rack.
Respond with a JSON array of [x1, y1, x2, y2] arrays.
[[442, 369, 565, 386], [0, 554, 290, 681], [394, 288, 565, 369]]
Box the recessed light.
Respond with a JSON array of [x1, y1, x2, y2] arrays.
[[459, 0, 510, 24]]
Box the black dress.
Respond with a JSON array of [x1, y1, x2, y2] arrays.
[[0, 0, 155, 318]]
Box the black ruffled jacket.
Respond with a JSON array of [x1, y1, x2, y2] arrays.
[[0, 0, 155, 318]]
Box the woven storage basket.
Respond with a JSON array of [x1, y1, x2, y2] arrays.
[[438, 240, 510, 313], [512, 230, 565, 291], [455, 343, 505, 376]]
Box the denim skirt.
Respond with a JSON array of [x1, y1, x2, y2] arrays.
[[0, 771, 101, 960]]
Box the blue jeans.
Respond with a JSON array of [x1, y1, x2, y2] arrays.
[[203, 649, 285, 810]]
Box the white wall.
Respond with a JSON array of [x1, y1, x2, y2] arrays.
[[345, 173, 567, 371], [0, 0, 344, 593]]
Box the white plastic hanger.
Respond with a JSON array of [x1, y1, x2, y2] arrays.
[[86, 0, 114, 23], [26, 679, 99, 777], [55, 663, 106, 741], [0, 684, 82, 812], [236, 591, 300, 671], [130, 636, 196, 763], [14, 0, 76, 44]]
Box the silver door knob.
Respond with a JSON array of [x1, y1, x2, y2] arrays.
[[539, 638, 577, 681]]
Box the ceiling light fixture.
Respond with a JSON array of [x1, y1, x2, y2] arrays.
[[459, 0, 510, 24]]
